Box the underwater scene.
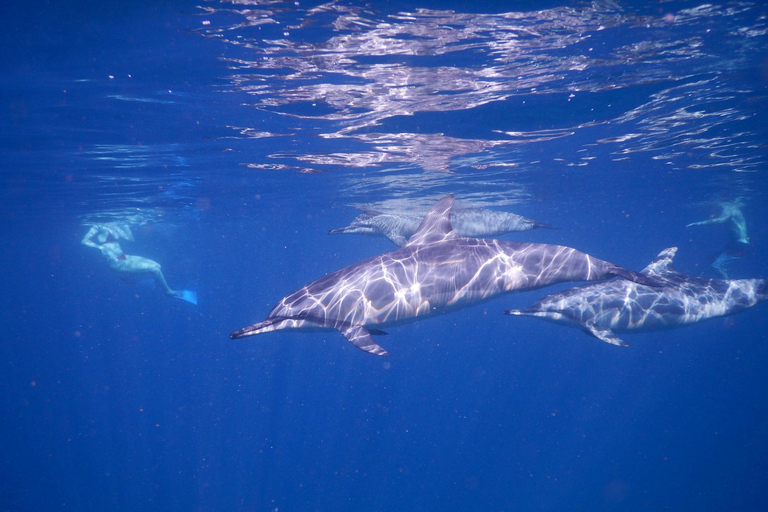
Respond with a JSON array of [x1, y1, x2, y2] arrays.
[[2, 0, 768, 510]]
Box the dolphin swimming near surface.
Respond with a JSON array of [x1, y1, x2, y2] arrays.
[[231, 195, 655, 356], [329, 207, 552, 246], [506, 247, 768, 347]]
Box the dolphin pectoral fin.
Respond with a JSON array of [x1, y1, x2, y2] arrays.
[[583, 322, 628, 347], [341, 325, 389, 356], [386, 233, 408, 246], [378, 223, 408, 246], [367, 328, 388, 336]]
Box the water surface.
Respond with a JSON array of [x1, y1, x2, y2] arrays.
[[2, 1, 768, 511]]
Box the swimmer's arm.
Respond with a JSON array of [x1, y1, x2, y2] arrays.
[[81, 226, 102, 249], [686, 215, 728, 228], [119, 225, 134, 242]]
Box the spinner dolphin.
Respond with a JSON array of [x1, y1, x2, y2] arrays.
[[506, 247, 768, 346], [329, 206, 552, 246], [232, 196, 653, 355]]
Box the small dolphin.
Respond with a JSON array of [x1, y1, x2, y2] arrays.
[[506, 247, 767, 346], [329, 207, 552, 246], [232, 196, 652, 356]]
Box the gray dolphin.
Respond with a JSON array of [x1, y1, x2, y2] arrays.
[[232, 195, 654, 356], [329, 207, 552, 246], [506, 247, 768, 347]]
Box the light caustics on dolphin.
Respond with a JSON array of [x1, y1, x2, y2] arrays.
[[506, 247, 768, 347], [231, 195, 654, 356], [329, 207, 553, 246]]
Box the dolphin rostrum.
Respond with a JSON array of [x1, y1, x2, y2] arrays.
[[506, 247, 767, 347], [329, 207, 552, 246], [232, 196, 654, 355]]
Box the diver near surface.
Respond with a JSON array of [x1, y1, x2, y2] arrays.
[[81, 223, 197, 304], [686, 199, 750, 278]]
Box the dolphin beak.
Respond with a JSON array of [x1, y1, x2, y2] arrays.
[[230, 319, 275, 339]]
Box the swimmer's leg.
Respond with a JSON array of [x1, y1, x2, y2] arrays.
[[151, 267, 177, 296], [149, 268, 196, 304], [121, 255, 177, 295], [711, 252, 732, 279], [119, 255, 196, 303]]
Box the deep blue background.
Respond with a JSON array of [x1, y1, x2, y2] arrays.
[[2, 1, 768, 511]]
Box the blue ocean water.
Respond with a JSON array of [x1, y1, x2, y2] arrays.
[[2, 0, 768, 510]]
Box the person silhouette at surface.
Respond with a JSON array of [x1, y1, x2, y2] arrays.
[[687, 199, 750, 278], [81, 223, 197, 304]]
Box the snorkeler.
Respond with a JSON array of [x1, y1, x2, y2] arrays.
[[81, 223, 197, 304], [686, 199, 750, 278]]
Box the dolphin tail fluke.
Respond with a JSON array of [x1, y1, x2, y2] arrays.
[[341, 325, 389, 356], [609, 267, 663, 287], [584, 322, 628, 347], [385, 233, 408, 246]]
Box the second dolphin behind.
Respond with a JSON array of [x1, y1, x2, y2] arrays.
[[506, 247, 767, 346], [330, 205, 553, 246]]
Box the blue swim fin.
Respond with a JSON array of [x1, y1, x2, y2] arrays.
[[175, 290, 198, 305]]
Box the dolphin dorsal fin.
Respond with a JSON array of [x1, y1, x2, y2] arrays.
[[641, 247, 678, 276], [404, 195, 457, 247]]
